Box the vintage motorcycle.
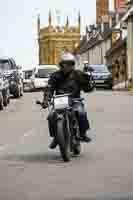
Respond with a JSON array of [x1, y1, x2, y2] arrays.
[[37, 93, 84, 162]]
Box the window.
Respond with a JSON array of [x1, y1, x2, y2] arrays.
[[0, 60, 10, 72], [90, 65, 109, 73]]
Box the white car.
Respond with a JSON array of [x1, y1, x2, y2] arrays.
[[30, 65, 59, 91], [23, 69, 34, 91]]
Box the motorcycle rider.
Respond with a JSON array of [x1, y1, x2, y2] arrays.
[[42, 52, 94, 149]]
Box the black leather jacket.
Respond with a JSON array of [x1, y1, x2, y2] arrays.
[[42, 69, 94, 106]]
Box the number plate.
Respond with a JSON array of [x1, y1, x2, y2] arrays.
[[54, 96, 69, 109], [95, 80, 104, 83]]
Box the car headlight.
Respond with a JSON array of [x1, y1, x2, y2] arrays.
[[102, 75, 109, 79]]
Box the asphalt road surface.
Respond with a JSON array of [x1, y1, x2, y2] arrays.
[[0, 91, 133, 200]]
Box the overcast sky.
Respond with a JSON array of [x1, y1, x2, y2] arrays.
[[0, 0, 113, 69]]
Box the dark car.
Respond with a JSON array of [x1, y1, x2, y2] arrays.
[[0, 72, 10, 110], [84, 64, 113, 89], [0, 57, 23, 98]]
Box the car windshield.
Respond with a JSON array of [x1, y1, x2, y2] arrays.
[[0, 60, 10, 72], [37, 68, 57, 78], [24, 71, 33, 79], [90, 65, 109, 73]]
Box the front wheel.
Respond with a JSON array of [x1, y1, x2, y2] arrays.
[[73, 142, 81, 155], [56, 119, 70, 162], [71, 116, 81, 156]]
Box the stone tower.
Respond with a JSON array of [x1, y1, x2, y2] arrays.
[[96, 0, 109, 24], [38, 11, 81, 65]]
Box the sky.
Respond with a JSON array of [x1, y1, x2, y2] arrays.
[[0, 0, 113, 69]]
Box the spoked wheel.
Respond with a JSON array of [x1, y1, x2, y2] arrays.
[[56, 119, 71, 162], [72, 118, 81, 156]]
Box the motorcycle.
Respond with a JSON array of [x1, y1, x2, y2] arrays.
[[36, 93, 84, 162]]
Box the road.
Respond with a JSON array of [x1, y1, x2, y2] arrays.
[[0, 91, 133, 200]]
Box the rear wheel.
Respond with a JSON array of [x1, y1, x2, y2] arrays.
[[56, 119, 70, 162]]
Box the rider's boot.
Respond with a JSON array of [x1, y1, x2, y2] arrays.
[[80, 132, 92, 143], [49, 138, 57, 149]]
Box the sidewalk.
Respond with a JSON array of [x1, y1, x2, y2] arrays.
[[112, 81, 130, 91]]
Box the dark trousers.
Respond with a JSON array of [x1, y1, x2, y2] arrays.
[[47, 102, 90, 137]]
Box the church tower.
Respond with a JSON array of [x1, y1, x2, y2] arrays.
[[96, 0, 109, 24], [38, 12, 80, 65]]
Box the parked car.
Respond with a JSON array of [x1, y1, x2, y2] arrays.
[[0, 57, 23, 98], [23, 69, 34, 92], [84, 64, 113, 89], [0, 72, 10, 110], [30, 65, 59, 91]]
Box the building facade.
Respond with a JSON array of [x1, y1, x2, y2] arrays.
[[114, 0, 127, 12], [88, 32, 112, 65], [106, 38, 127, 85], [79, 26, 112, 68], [96, 0, 109, 24], [38, 12, 81, 65]]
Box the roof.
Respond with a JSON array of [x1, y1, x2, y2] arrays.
[[79, 29, 112, 54]]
